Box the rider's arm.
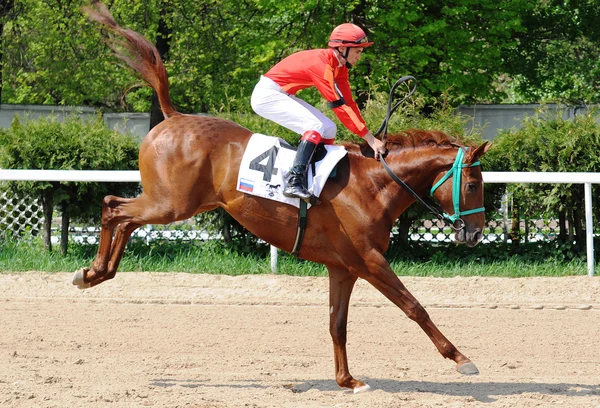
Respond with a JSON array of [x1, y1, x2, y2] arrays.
[[308, 64, 369, 137]]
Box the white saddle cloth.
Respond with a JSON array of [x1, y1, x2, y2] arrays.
[[236, 133, 347, 208]]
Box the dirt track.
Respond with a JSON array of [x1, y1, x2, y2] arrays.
[[1, 272, 600, 408]]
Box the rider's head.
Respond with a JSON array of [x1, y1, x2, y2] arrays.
[[328, 23, 373, 68]]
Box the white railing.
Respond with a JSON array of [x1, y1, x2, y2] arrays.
[[1, 170, 598, 276], [484, 172, 599, 277]]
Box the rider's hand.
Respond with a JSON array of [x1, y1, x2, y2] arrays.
[[364, 132, 387, 159]]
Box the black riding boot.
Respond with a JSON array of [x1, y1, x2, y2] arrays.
[[283, 139, 318, 203]]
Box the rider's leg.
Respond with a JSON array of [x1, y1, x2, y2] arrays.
[[251, 76, 337, 141], [283, 130, 321, 202], [251, 76, 336, 202]]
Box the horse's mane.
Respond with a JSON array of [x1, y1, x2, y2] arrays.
[[383, 129, 458, 149], [341, 129, 459, 156]]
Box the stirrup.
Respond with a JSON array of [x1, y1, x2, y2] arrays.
[[283, 187, 320, 205], [283, 184, 310, 199], [283, 184, 320, 204]]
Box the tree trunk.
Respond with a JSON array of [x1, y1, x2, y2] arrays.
[[0, 20, 3, 106], [558, 209, 567, 242], [573, 206, 584, 251], [510, 206, 521, 250], [41, 191, 53, 252], [60, 207, 69, 255], [397, 218, 413, 246], [568, 208, 575, 243], [149, 4, 172, 130], [222, 214, 232, 243]]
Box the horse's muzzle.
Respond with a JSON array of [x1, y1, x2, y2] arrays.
[[455, 228, 483, 247]]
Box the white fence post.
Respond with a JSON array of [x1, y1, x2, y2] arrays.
[[585, 183, 594, 276], [270, 245, 278, 273]]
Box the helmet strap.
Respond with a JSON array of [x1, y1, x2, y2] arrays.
[[337, 47, 353, 69]]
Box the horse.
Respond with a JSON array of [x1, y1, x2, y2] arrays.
[[76, 2, 490, 393]]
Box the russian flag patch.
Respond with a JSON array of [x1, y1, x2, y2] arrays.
[[238, 179, 254, 192]]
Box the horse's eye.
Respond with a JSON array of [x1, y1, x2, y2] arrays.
[[466, 183, 477, 193]]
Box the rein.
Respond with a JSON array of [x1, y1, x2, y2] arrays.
[[375, 76, 484, 230]]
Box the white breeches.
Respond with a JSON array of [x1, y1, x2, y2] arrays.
[[251, 76, 337, 140]]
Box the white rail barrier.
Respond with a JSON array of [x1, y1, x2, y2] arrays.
[[1, 170, 597, 276]]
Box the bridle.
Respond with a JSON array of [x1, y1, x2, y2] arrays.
[[375, 76, 485, 231], [379, 147, 484, 230], [428, 147, 484, 228]]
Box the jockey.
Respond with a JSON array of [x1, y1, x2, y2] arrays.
[[251, 23, 386, 203]]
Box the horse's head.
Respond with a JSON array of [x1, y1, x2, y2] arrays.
[[430, 141, 491, 247]]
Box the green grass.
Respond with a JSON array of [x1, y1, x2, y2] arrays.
[[0, 238, 591, 278], [390, 258, 587, 277]]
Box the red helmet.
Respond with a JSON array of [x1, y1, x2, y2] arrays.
[[328, 23, 373, 48]]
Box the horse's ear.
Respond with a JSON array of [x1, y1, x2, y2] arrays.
[[468, 141, 492, 163]]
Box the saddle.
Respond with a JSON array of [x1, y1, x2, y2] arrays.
[[237, 134, 347, 257]]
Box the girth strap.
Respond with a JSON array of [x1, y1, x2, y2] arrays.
[[291, 199, 308, 257]]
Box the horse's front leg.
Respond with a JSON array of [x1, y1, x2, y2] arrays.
[[360, 253, 479, 375], [327, 266, 371, 393]]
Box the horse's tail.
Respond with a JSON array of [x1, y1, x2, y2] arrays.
[[83, 2, 181, 119]]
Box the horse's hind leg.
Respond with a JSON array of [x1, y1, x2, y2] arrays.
[[88, 221, 142, 287], [73, 193, 168, 288], [360, 254, 479, 375], [327, 266, 371, 393], [72, 195, 137, 288]]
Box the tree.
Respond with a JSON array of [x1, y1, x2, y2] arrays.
[[5, 0, 600, 112], [149, 1, 172, 129], [2, 0, 158, 108], [503, 0, 600, 104], [0, 0, 14, 105], [364, 0, 530, 106]]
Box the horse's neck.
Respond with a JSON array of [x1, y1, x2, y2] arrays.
[[371, 146, 456, 221], [391, 146, 456, 193]]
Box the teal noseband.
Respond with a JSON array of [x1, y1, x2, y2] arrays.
[[430, 147, 485, 224]]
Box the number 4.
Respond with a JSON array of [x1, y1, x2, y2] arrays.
[[249, 146, 279, 181]]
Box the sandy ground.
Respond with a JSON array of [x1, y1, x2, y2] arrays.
[[1, 272, 600, 408]]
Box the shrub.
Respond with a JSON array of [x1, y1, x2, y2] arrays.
[[0, 113, 140, 253]]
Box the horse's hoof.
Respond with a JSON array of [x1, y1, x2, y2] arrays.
[[72, 269, 91, 290], [457, 361, 479, 375], [353, 384, 371, 394]]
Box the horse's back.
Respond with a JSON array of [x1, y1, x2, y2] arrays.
[[141, 114, 251, 151], [137, 114, 252, 217]]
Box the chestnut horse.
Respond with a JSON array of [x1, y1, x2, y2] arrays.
[[76, 3, 490, 393]]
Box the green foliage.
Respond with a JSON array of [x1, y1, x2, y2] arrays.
[[482, 107, 600, 248], [505, 1, 600, 104], [6, 0, 597, 112], [368, 1, 529, 104], [487, 107, 600, 215], [0, 113, 140, 224]]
